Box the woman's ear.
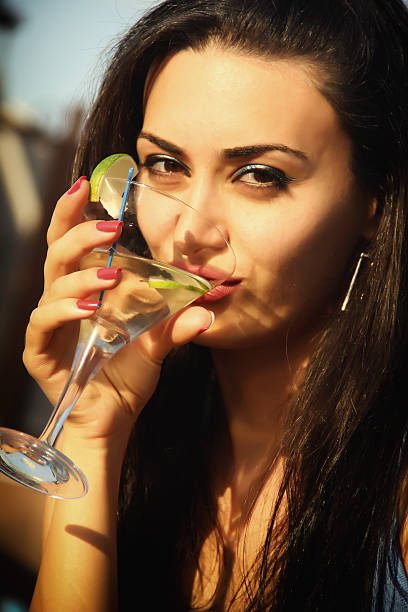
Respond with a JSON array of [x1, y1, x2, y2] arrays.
[[361, 198, 381, 241]]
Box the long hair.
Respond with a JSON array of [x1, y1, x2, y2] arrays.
[[73, 1, 408, 609]]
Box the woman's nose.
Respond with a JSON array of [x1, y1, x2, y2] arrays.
[[173, 202, 228, 258], [172, 179, 229, 256], [134, 181, 230, 265]]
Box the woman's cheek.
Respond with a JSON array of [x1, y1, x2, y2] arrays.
[[136, 204, 174, 259]]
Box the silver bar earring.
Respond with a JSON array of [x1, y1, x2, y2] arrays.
[[341, 252, 369, 312]]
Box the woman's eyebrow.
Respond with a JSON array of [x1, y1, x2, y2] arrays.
[[138, 132, 183, 156], [138, 131, 308, 163], [223, 144, 308, 163]]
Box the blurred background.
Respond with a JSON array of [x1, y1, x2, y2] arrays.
[[0, 1, 156, 609]]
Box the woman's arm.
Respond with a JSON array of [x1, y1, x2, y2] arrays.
[[25, 178, 213, 610], [31, 426, 129, 612]]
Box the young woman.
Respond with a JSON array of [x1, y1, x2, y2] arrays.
[[27, 0, 408, 609]]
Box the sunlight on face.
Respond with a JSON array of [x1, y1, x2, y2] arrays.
[[137, 46, 376, 350]]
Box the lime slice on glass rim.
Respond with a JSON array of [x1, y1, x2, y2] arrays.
[[148, 278, 209, 293], [89, 153, 137, 217]]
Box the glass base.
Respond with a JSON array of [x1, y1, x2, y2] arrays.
[[0, 428, 88, 499]]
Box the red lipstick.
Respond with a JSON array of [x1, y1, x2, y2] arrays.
[[194, 279, 241, 304], [171, 260, 241, 304]]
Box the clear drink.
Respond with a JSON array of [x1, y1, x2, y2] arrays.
[[79, 248, 210, 351]]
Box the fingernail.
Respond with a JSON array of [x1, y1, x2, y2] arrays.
[[199, 310, 215, 334], [77, 299, 100, 311], [96, 220, 123, 232], [97, 267, 122, 280], [68, 176, 87, 195]]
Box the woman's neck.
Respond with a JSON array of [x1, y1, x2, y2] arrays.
[[208, 336, 312, 544], [211, 334, 314, 479]]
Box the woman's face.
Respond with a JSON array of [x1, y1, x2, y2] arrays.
[[136, 47, 376, 350]]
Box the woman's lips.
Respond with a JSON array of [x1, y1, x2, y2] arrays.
[[171, 260, 241, 304], [194, 279, 241, 304]]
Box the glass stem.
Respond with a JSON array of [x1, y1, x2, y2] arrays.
[[39, 325, 109, 447]]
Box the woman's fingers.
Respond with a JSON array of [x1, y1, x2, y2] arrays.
[[43, 266, 122, 303], [28, 267, 122, 358], [146, 306, 215, 362], [24, 298, 97, 361], [45, 177, 123, 290], [43, 220, 123, 291], [46, 177, 89, 246], [168, 307, 215, 345]]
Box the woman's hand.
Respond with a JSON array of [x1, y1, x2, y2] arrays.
[[23, 177, 213, 444]]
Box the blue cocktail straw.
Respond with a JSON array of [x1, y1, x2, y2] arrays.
[[98, 167, 134, 307]]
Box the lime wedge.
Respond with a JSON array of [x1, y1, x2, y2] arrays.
[[148, 279, 207, 293], [89, 154, 137, 217]]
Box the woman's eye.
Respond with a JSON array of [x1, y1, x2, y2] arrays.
[[141, 155, 189, 177], [232, 164, 294, 191]]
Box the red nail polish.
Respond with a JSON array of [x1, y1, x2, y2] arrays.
[[97, 267, 122, 280], [68, 176, 87, 195], [198, 310, 215, 334], [77, 299, 100, 311], [96, 220, 123, 232]]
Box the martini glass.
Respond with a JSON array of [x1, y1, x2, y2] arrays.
[[0, 174, 235, 499]]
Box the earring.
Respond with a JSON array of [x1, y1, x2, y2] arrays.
[[341, 252, 370, 312]]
